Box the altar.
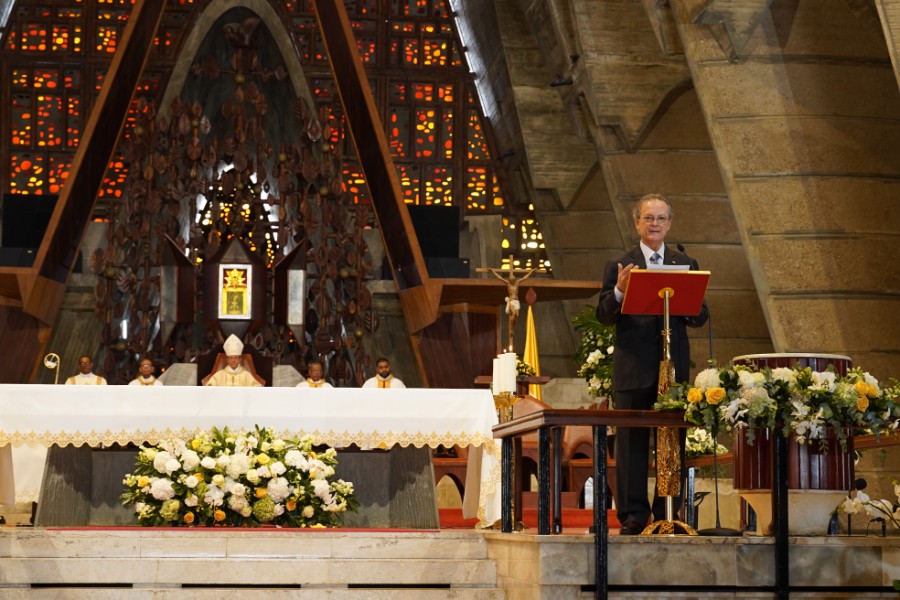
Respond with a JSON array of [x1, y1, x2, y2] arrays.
[[0, 385, 500, 528]]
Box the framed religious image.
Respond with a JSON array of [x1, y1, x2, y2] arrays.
[[218, 264, 252, 320]]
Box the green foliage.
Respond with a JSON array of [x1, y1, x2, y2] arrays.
[[572, 306, 616, 400]]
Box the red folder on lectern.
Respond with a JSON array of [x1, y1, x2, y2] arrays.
[[621, 269, 710, 316]]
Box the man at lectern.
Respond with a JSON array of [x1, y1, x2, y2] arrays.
[[596, 193, 709, 535], [65, 355, 107, 385]]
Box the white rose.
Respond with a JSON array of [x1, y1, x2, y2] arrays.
[[211, 474, 226, 487], [200, 456, 217, 469], [184, 475, 199, 489], [180, 450, 200, 471]]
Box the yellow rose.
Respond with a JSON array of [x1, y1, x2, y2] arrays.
[[255, 487, 268, 499], [191, 439, 201, 450], [854, 381, 869, 397], [214, 509, 226, 522], [857, 395, 870, 412], [705, 387, 726, 405], [286, 500, 297, 511], [867, 383, 878, 398], [183, 512, 195, 524], [256, 454, 270, 465], [687, 388, 703, 404], [302, 506, 315, 518], [137, 476, 149, 488]]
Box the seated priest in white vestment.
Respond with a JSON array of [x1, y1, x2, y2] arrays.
[[204, 335, 264, 387], [362, 357, 406, 389], [129, 358, 163, 386], [296, 360, 333, 388], [65, 355, 107, 385]]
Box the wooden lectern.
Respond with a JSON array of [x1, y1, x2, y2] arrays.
[[622, 268, 710, 535]]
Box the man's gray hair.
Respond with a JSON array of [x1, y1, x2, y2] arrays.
[[632, 193, 674, 220]]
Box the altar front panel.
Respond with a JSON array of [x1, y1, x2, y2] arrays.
[[0, 386, 500, 527]]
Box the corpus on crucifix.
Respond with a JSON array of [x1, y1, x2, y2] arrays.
[[477, 256, 546, 352]]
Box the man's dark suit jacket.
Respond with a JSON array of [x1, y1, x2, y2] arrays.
[[596, 245, 710, 391]]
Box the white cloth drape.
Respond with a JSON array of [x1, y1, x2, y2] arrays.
[[0, 385, 500, 526]]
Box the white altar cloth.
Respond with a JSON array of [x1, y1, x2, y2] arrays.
[[0, 385, 501, 526]]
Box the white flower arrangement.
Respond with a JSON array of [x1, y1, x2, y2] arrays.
[[121, 425, 358, 527]]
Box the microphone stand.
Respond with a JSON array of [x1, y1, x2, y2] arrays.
[[698, 431, 741, 536], [695, 326, 740, 535]]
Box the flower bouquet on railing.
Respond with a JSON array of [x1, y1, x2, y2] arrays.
[[572, 306, 616, 401], [655, 363, 900, 448], [121, 425, 358, 527]]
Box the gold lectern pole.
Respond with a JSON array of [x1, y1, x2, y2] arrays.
[[643, 287, 697, 536]]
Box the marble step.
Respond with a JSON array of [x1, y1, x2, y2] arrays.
[[0, 529, 501, 594], [0, 590, 505, 600]]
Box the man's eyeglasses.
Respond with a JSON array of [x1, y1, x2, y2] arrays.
[[640, 215, 670, 224]]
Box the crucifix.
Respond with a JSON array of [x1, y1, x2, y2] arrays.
[[477, 255, 546, 352]]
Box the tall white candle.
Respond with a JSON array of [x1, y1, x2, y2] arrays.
[[492, 357, 501, 395], [500, 352, 516, 393]]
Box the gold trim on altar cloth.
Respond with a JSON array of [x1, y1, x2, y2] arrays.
[[218, 264, 251, 319]]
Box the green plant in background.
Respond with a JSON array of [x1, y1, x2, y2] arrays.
[[572, 306, 616, 402]]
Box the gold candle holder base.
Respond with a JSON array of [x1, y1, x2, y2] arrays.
[[493, 391, 523, 423]]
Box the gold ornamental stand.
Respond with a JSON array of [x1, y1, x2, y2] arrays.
[[494, 391, 526, 531], [643, 286, 696, 535], [620, 269, 710, 536]]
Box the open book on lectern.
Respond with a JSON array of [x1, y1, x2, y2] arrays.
[[621, 269, 710, 316]]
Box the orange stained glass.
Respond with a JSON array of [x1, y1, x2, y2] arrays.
[[412, 83, 433, 102], [465, 166, 489, 211], [46, 155, 70, 195], [51, 25, 71, 52], [389, 108, 409, 158], [10, 69, 29, 89], [19, 23, 48, 52], [67, 96, 81, 147], [391, 21, 416, 34], [396, 163, 420, 204], [326, 112, 343, 147], [466, 109, 488, 160], [442, 110, 453, 159], [390, 82, 407, 103], [33, 70, 59, 90], [422, 39, 448, 67], [98, 156, 128, 198], [96, 25, 118, 53], [341, 163, 371, 205], [439, 84, 454, 103], [9, 153, 44, 193], [11, 95, 32, 146], [403, 39, 419, 66], [414, 109, 436, 159], [422, 167, 452, 206], [35, 94, 63, 147], [492, 173, 504, 207]]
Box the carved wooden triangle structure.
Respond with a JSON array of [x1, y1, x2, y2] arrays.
[[0, 0, 599, 386]]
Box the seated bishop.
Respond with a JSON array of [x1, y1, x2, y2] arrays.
[[296, 360, 333, 388], [204, 334, 263, 387], [65, 355, 107, 385]]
